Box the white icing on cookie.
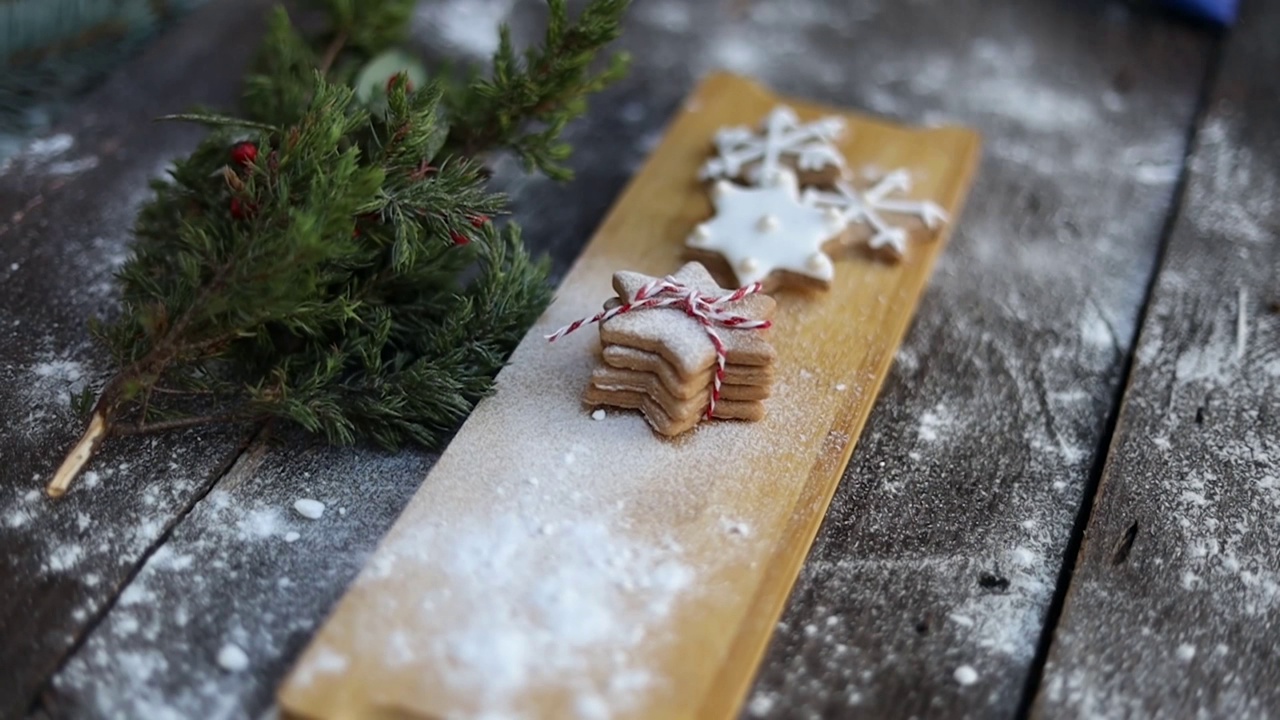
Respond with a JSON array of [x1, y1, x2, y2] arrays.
[[700, 105, 848, 186], [688, 169, 846, 287], [803, 169, 949, 259]]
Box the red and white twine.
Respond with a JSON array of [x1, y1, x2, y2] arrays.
[[547, 276, 771, 419]]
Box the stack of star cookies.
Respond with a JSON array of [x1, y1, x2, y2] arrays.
[[583, 262, 777, 436]]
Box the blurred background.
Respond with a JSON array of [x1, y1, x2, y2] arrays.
[[0, 0, 1236, 164]]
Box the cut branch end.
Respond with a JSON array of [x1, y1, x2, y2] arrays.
[[47, 411, 109, 498]]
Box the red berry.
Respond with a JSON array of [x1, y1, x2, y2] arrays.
[[230, 197, 254, 219], [386, 73, 414, 94], [231, 141, 258, 167], [450, 231, 470, 246], [469, 214, 489, 228]]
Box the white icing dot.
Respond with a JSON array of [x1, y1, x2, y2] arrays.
[[738, 257, 759, 273], [293, 498, 326, 520], [591, 409, 606, 421], [806, 253, 827, 271], [756, 214, 780, 232], [217, 643, 250, 672]]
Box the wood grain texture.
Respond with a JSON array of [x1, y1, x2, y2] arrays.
[[0, 2, 271, 718], [277, 73, 979, 720], [733, 2, 1218, 718], [1033, 0, 1280, 716]]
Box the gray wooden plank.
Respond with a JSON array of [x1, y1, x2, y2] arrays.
[[0, 1, 273, 718], [38, 1, 1217, 719], [45, 436, 434, 719], [742, 2, 1220, 718], [1033, 1, 1280, 716]]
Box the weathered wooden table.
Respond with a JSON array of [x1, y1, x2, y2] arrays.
[[1, 1, 1275, 718]]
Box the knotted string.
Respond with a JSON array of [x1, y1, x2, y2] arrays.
[[547, 277, 771, 419]]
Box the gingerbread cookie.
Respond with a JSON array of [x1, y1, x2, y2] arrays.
[[591, 365, 769, 418], [598, 264, 777, 374], [583, 385, 765, 437], [601, 345, 776, 392], [547, 261, 777, 437]]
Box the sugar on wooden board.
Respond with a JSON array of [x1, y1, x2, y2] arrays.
[[277, 72, 980, 720]]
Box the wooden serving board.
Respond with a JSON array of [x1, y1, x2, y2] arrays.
[[278, 72, 980, 720]]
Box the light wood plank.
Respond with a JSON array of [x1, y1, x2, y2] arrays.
[[277, 72, 980, 720]]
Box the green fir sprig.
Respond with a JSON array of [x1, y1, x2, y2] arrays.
[[49, 0, 630, 496]]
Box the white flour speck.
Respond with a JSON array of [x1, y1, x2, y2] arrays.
[[293, 499, 326, 520], [918, 404, 950, 442], [46, 544, 85, 573], [954, 665, 980, 685], [591, 409, 606, 421], [216, 643, 250, 672]]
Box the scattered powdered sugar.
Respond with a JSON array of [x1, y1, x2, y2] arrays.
[[216, 643, 250, 672], [287, 257, 853, 717], [424, 515, 690, 705], [1187, 115, 1277, 246], [48, 441, 435, 720], [24, 134, 75, 159], [13, 356, 91, 434], [293, 499, 326, 520], [0, 133, 99, 179], [916, 403, 951, 442], [237, 507, 283, 539]]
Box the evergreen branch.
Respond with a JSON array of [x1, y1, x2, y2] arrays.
[[48, 0, 630, 497], [443, 0, 631, 179], [155, 113, 280, 132]]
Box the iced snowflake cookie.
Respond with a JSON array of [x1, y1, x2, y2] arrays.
[[686, 168, 848, 290], [547, 262, 776, 436], [700, 105, 848, 188], [804, 170, 950, 260]]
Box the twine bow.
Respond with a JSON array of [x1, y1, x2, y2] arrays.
[[547, 277, 771, 419]]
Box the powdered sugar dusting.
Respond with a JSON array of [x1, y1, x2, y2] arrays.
[[286, 250, 872, 717], [0, 133, 100, 179], [1187, 115, 1277, 246], [52, 446, 433, 720]]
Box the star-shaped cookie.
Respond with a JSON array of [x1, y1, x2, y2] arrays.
[[686, 168, 848, 289], [598, 262, 776, 378]]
